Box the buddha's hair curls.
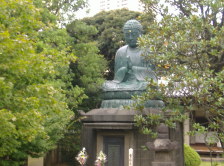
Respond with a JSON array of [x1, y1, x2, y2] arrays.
[[123, 19, 143, 32]]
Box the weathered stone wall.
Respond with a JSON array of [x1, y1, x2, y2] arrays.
[[80, 108, 184, 166], [133, 130, 154, 166]]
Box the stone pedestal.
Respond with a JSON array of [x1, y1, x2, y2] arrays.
[[145, 124, 184, 166], [80, 108, 184, 166], [146, 137, 177, 166], [28, 157, 43, 166]]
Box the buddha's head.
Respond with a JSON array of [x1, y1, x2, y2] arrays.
[[123, 19, 143, 48]]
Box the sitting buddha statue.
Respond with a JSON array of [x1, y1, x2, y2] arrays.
[[101, 20, 164, 108]]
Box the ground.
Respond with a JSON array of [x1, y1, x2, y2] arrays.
[[201, 161, 224, 166]]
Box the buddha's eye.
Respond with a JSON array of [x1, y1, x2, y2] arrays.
[[125, 32, 139, 37]]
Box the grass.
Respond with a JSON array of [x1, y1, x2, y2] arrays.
[[200, 161, 224, 166]]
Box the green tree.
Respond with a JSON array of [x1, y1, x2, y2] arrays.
[[82, 9, 154, 79], [34, 0, 87, 24], [0, 0, 87, 165], [35, 1, 107, 163], [46, 20, 107, 165], [34, 1, 106, 164], [134, 0, 224, 148], [67, 20, 107, 110], [36, 26, 87, 111]]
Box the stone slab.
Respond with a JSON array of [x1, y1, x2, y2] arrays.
[[79, 108, 162, 122], [146, 139, 178, 152], [83, 122, 134, 129], [28, 157, 43, 166], [152, 162, 175, 166], [101, 99, 164, 108]]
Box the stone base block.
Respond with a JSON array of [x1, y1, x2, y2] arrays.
[[152, 162, 175, 166], [101, 99, 164, 108]]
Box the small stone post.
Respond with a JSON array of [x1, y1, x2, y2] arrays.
[[146, 124, 179, 166], [129, 148, 133, 166]]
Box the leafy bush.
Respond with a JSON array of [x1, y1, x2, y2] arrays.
[[184, 144, 201, 166]]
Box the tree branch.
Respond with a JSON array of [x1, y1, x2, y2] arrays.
[[205, 5, 210, 17], [199, 4, 205, 20], [175, 0, 191, 17], [212, 12, 218, 27], [219, 10, 224, 28]]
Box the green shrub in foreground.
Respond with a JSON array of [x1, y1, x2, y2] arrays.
[[184, 144, 201, 166]]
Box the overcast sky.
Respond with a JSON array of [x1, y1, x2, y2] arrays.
[[75, 0, 99, 19], [75, 0, 144, 19]]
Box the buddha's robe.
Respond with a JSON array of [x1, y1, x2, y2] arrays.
[[103, 45, 157, 91]]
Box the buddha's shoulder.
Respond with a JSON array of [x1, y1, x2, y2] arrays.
[[116, 45, 128, 54]]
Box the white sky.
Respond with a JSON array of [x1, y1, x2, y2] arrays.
[[75, 0, 144, 19], [75, 0, 100, 19], [75, 0, 178, 20]]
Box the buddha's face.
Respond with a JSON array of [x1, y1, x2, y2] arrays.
[[124, 28, 141, 48]]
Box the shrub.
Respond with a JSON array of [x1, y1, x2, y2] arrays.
[[184, 144, 201, 166]]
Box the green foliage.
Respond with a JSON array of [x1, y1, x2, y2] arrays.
[[34, 3, 97, 164], [57, 121, 82, 165], [71, 42, 107, 110], [134, 0, 224, 147], [82, 9, 154, 79], [33, 0, 87, 24], [0, 0, 88, 164], [184, 144, 201, 166], [36, 27, 87, 110], [67, 20, 98, 42], [67, 20, 107, 110], [134, 113, 162, 138], [0, 0, 105, 165], [73, 42, 106, 91]]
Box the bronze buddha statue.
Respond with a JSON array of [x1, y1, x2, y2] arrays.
[[101, 20, 163, 108]]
